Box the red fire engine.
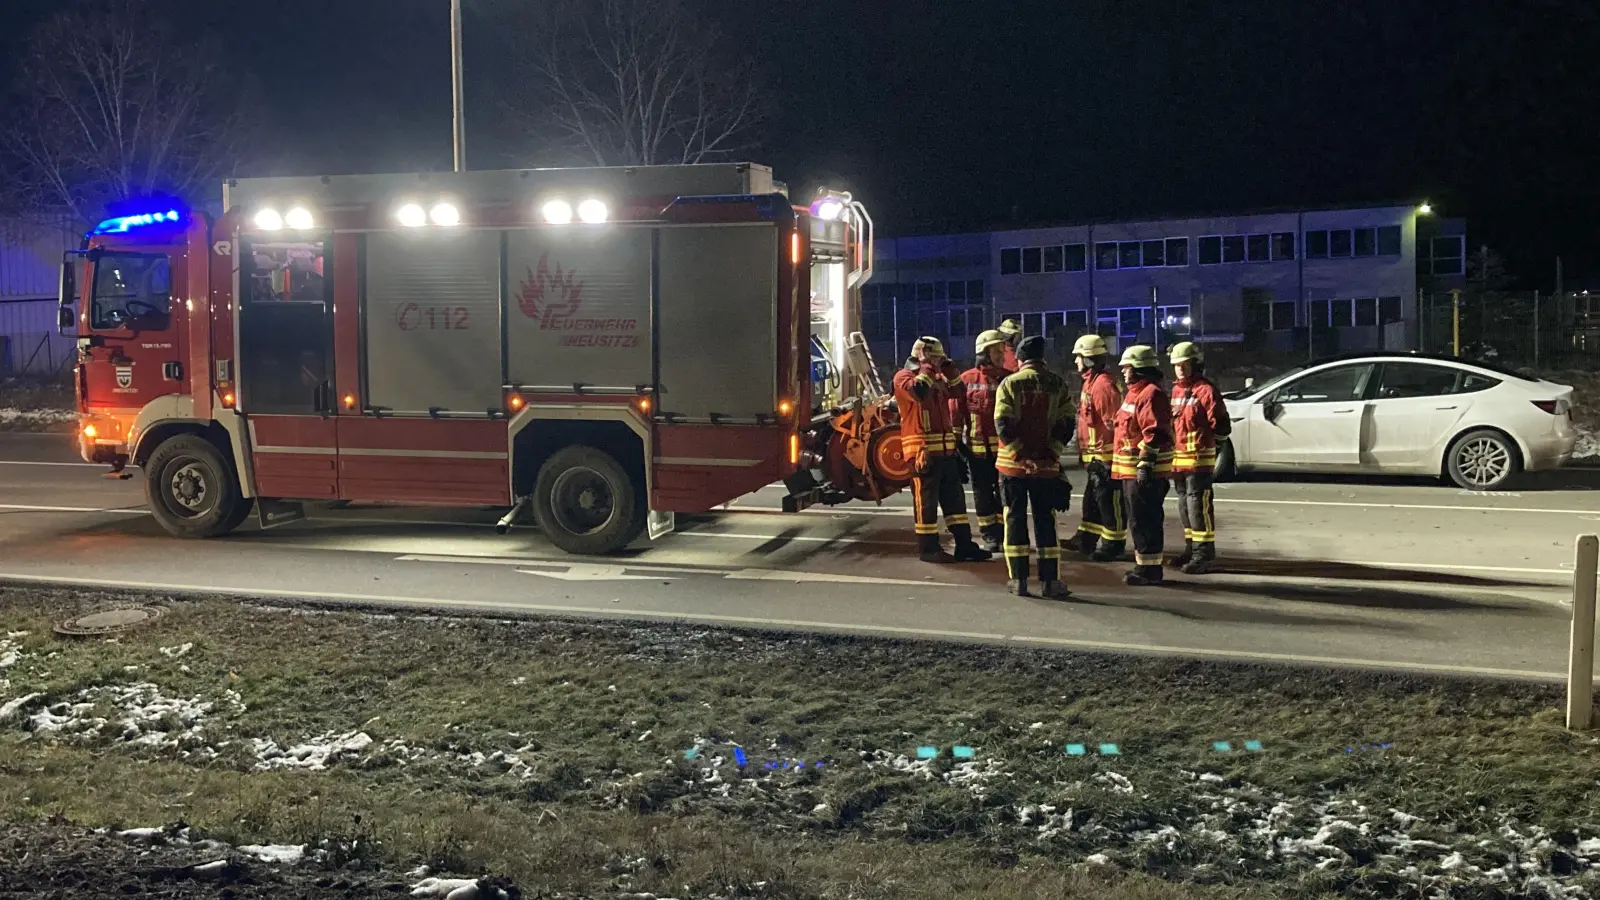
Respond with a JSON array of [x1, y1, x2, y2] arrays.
[[60, 164, 911, 554]]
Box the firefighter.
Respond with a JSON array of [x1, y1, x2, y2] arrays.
[[959, 330, 1009, 551], [1069, 334, 1129, 561], [1167, 341, 1230, 574], [997, 318, 1022, 372], [893, 337, 993, 564], [994, 335, 1074, 598], [1112, 345, 1175, 585]]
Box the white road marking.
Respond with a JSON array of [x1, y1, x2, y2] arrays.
[[0, 572, 1563, 681], [520, 565, 670, 582], [0, 503, 148, 515], [398, 552, 954, 588]]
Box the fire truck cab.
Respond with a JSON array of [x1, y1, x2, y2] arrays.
[[60, 164, 903, 554]]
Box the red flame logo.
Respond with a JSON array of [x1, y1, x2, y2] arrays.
[[517, 253, 584, 327]]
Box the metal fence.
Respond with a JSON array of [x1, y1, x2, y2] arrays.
[[0, 331, 75, 376], [1420, 291, 1600, 369]]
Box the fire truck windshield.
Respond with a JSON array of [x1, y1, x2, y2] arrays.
[[90, 253, 171, 329]]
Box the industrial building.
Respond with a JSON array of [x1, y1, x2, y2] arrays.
[[0, 218, 77, 376], [863, 203, 1467, 362]]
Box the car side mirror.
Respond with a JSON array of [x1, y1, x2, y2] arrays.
[[1263, 398, 1283, 423], [57, 305, 75, 332], [1243, 377, 1255, 390]]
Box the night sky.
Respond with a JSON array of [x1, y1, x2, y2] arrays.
[[3, 0, 1596, 282]]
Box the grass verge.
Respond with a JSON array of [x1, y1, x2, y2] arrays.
[[0, 374, 75, 432], [0, 586, 1597, 899]]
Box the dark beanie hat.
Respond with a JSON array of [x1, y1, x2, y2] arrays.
[[1017, 335, 1046, 362]]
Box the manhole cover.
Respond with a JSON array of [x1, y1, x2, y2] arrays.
[[54, 605, 166, 637]]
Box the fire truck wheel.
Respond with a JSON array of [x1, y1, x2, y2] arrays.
[[532, 445, 645, 555], [144, 435, 250, 539]]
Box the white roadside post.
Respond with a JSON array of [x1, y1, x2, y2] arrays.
[[1568, 534, 1599, 731]]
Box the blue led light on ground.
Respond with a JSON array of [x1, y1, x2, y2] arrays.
[[1245, 740, 1264, 752], [1213, 741, 1233, 752], [733, 747, 748, 767], [1066, 743, 1087, 756], [1099, 744, 1120, 756], [952, 746, 976, 759], [1345, 742, 1394, 753], [916, 746, 938, 759], [684, 748, 698, 760]]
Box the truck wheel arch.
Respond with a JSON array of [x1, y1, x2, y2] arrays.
[[506, 405, 651, 499]]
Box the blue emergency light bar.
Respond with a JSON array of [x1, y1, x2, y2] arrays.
[[91, 209, 184, 235]]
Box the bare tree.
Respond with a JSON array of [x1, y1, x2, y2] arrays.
[[498, 0, 766, 166], [2, 0, 247, 225]]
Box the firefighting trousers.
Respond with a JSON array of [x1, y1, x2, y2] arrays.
[[968, 453, 1004, 541], [1120, 477, 1169, 567], [912, 456, 974, 550], [1001, 476, 1059, 582], [1077, 465, 1128, 549], [1173, 471, 1216, 545]]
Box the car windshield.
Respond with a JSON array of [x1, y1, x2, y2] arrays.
[[91, 252, 171, 329]]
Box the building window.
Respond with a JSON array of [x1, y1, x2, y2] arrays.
[[1198, 236, 1222, 265], [1159, 305, 1192, 334], [1066, 310, 1090, 329], [1118, 308, 1143, 337], [1310, 298, 1331, 325], [1430, 236, 1465, 275], [1096, 242, 1119, 270], [1379, 296, 1402, 323], [947, 280, 968, 303], [916, 283, 935, 304], [1353, 228, 1376, 257], [1166, 237, 1188, 266], [1354, 297, 1378, 327], [1246, 233, 1270, 262], [1377, 226, 1402, 256], [968, 279, 985, 302], [1270, 300, 1296, 330], [1000, 247, 1021, 275], [1141, 240, 1165, 267], [1272, 232, 1295, 261], [1331, 298, 1353, 326], [1221, 235, 1245, 263], [1042, 245, 1063, 272], [949, 306, 984, 339], [1064, 243, 1087, 272], [1021, 246, 1042, 274], [1328, 229, 1352, 258], [1306, 230, 1329, 259], [1118, 242, 1142, 269]]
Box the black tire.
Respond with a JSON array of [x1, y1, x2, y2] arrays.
[[144, 435, 251, 538], [1445, 428, 1521, 491], [1213, 439, 1237, 482], [531, 445, 645, 554]]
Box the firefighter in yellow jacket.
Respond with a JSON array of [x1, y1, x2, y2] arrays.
[[993, 335, 1074, 599]]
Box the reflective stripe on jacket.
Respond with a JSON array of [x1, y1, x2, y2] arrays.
[[893, 359, 960, 457], [1111, 377, 1174, 479], [993, 362, 1074, 478], [1172, 375, 1231, 473], [1077, 369, 1121, 464], [959, 364, 1007, 454]]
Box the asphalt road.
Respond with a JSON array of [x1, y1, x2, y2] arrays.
[[1, 432, 1596, 681]]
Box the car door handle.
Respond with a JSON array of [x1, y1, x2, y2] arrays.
[[1331, 409, 1356, 414], [1435, 405, 1458, 410]]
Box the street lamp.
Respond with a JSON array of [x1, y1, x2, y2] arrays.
[[1418, 201, 1432, 215]]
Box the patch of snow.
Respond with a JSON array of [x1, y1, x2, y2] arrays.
[[239, 844, 306, 864], [410, 876, 509, 899], [1093, 771, 1134, 795], [116, 827, 166, 844], [1573, 424, 1599, 460], [1198, 772, 1225, 783], [189, 860, 230, 879], [0, 692, 42, 722], [0, 407, 75, 426], [1085, 853, 1111, 865], [159, 643, 194, 658], [252, 730, 374, 771], [14, 683, 243, 754]]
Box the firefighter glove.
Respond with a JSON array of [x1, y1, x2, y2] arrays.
[[913, 449, 932, 476], [1136, 462, 1154, 485], [1087, 460, 1109, 480]]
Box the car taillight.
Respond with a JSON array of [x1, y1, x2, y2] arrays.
[[1531, 399, 1567, 415]]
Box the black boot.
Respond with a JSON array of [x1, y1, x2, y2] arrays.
[[1091, 541, 1126, 563], [1168, 539, 1195, 570], [1124, 565, 1164, 586], [1181, 542, 1216, 575], [919, 534, 954, 564], [1038, 580, 1073, 600], [1068, 531, 1098, 557], [980, 527, 1004, 554], [950, 525, 993, 562], [1008, 578, 1031, 597]]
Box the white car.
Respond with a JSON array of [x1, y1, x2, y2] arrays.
[[1218, 352, 1577, 490]]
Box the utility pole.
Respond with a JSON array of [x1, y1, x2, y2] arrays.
[[1534, 290, 1541, 368], [1451, 288, 1462, 357], [450, 0, 466, 172], [1149, 286, 1160, 354]]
